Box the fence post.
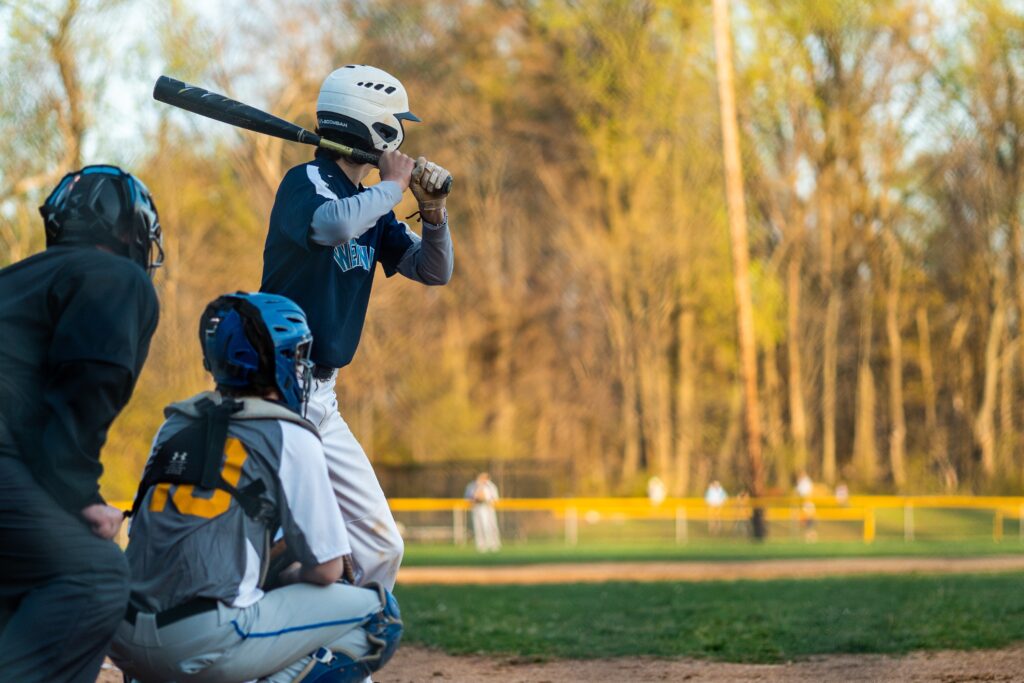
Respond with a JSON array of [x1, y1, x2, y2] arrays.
[[675, 506, 688, 544], [453, 506, 466, 546], [904, 502, 914, 542], [1019, 504, 1024, 543], [863, 508, 875, 544], [565, 506, 578, 546], [994, 509, 1004, 543]]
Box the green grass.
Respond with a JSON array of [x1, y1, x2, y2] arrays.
[[402, 538, 1024, 567], [395, 573, 1024, 662]]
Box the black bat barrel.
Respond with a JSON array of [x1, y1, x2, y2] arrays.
[[153, 76, 318, 146]]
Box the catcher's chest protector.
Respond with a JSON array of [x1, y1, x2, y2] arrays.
[[129, 397, 273, 522]]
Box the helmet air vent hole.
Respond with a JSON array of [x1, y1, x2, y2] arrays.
[[357, 82, 364, 86], [374, 84, 384, 90], [385, 86, 396, 94]]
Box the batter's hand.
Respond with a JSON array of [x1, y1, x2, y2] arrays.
[[412, 156, 450, 209], [81, 503, 124, 540], [379, 150, 414, 192]]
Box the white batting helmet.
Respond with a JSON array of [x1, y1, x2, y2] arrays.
[[316, 65, 420, 153]]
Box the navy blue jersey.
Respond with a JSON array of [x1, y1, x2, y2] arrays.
[[260, 151, 415, 368]]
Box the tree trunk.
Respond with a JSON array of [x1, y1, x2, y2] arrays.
[[640, 350, 672, 483], [915, 306, 956, 490], [822, 288, 841, 484], [1010, 206, 1024, 470], [975, 289, 1005, 479], [852, 282, 878, 484], [764, 342, 785, 486], [713, 0, 764, 536], [884, 239, 907, 489], [496, 313, 517, 460], [819, 157, 839, 485], [998, 328, 1015, 475], [674, 306, 697, 495], [786, 251, 809, 475], [51, 0, 85, 170], [619, 359, 642, 488]]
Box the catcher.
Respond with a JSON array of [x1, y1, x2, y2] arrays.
[[110, 292, 401, 683]]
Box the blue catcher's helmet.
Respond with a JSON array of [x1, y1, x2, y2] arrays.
[[199, 292, 314, 414], [40, 164, 163, 273]]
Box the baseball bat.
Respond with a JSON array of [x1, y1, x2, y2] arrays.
[[153, 75, 452, 195]]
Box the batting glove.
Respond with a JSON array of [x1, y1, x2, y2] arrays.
[[411, 157, 450, 212]]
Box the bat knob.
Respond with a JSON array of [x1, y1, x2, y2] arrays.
[[440, 175, 453, 196]]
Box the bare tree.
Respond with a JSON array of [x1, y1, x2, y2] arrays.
[[714, 0, 765, 535]]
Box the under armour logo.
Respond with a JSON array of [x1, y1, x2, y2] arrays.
[[166, 451, 189, 476]]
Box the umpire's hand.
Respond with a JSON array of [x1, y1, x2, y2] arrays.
[[81, 503, 125, 540]]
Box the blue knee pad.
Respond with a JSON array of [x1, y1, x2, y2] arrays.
[[301, 583, 403, 683]]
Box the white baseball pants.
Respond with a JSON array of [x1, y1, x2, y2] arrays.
[[306, 373, 404, 590], [110, 582, 379, 682]]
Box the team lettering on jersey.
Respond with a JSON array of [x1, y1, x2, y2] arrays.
[[333, 239, 375, 273]]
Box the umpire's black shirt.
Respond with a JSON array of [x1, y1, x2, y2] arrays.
[[0, 246, 158, 514]]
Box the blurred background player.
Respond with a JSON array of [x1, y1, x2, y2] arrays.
[[464, 472, 501, 553], [704, 480, 728, 535], [796, 471, 814, 499], [111, 292, 401, 683], [647, 476, 667, 507], [0, 165, 163, 683], [261, 64, 454, 590]]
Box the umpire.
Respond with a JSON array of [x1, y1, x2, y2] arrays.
[[0, 165, 163, 683]]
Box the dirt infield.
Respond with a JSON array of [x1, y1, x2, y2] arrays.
[[397, 554, 1024, 584], [99, 645, 1024, 682], [374, 644, 1024, 682]]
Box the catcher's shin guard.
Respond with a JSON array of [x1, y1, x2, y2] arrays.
[[361, 583, 403, 672], [294, 583, 403, 683]]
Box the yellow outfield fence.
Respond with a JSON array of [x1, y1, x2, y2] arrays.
[[385, 496, 1024, 545], [111, 495, 1024, 546]]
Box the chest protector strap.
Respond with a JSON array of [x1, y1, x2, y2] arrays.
[[128, 398, 274, 523]]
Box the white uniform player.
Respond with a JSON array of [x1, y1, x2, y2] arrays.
[[260, 65, 454, 591], [464, 473, 501, 552]]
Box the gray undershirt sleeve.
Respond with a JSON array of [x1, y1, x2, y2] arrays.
[[309, 181, 404, 247], [396, 216, 454, 285]]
